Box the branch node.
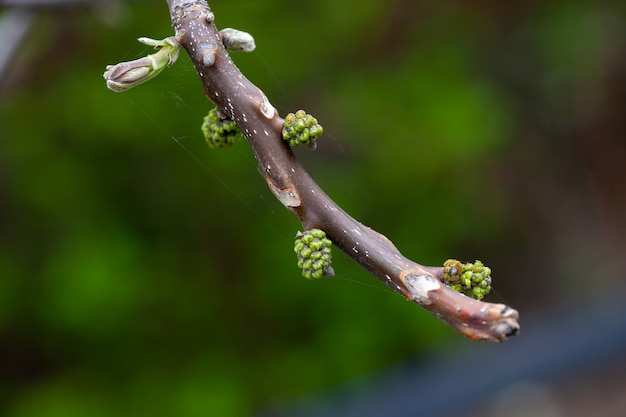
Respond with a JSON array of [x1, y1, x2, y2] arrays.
[[198, 41, 217, 67], [259, 94, 275, 119], [204, 10, 215, 23], [403, 274, 441, 305], [266, 179, 301, 208]]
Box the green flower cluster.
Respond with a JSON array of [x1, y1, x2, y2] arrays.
[[282, 110, 323, 148], [443, 259, 492, 301], [294, 229, 334, 279], [201, 108, 244, 149]]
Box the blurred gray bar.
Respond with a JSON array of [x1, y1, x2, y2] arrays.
[[258, 293, 626, 417], [0, 8, 34, 84]]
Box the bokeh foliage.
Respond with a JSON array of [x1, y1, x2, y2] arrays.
[[1, 1, 625, 416]]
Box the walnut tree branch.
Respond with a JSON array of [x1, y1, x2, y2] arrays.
[[164, 0, 519, 342]]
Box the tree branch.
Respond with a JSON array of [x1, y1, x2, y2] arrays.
[[164, 0, 519, 341]]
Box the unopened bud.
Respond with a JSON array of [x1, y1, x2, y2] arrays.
[[220, 28, 256, 52], [103, 36, 180, 92]]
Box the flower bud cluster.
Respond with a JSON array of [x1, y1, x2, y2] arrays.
[[294, 229, 334, 279], [201, 108, 244, 148], [282, 110, 323, 148], [443, 259, 492, 300]]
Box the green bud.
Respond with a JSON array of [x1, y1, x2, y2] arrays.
[[311, 229, 325, 239], [442, 259, 492, 301], [309, 240, 323, 251], [303, 259, 313, 270], [282, 110, 324, 148], [201, 108, 244, 149], [461, 271, 473, 287], [300, 247, 312, 259], [443, 259, 462, 284], [294, 229, 334, 279]]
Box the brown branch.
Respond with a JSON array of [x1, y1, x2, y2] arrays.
[[165, 0, 519, 342]]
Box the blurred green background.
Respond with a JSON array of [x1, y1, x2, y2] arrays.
[[1, 0, 625, 416]]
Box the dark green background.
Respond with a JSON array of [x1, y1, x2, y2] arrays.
[[1, 1, 625, 416]]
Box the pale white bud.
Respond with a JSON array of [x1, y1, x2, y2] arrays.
[[220, 28, 256, 52]]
